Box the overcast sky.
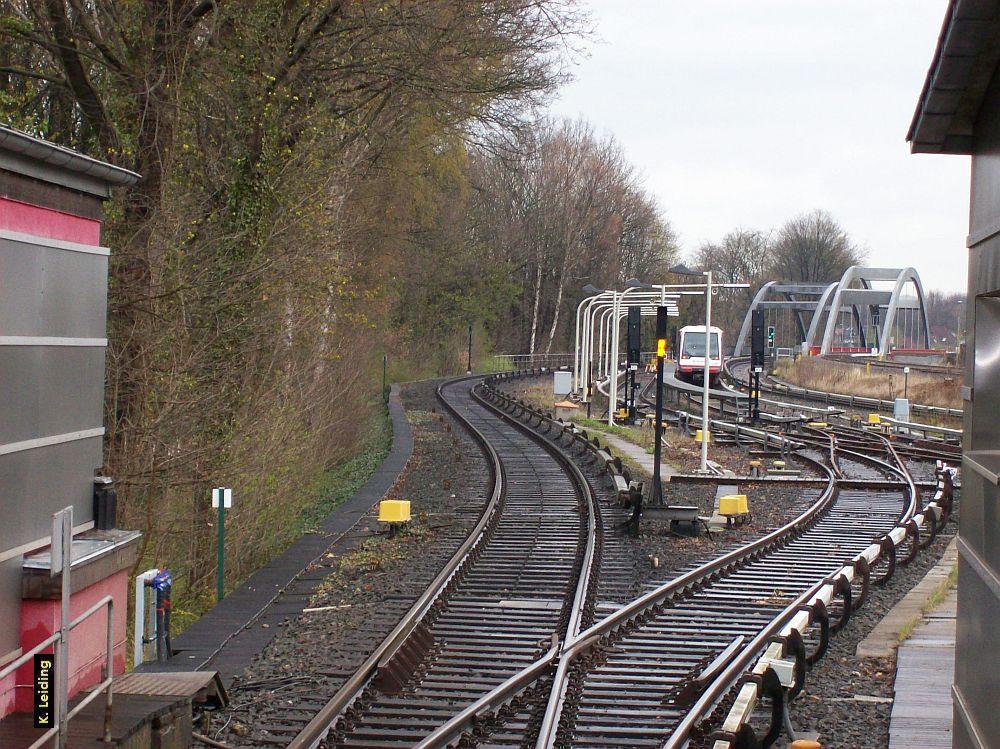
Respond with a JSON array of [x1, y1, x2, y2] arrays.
[[548, 0, 969, 293]]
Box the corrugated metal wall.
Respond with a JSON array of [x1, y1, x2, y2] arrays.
[[0, 227, 108, 657], [955, 62, 1000, 749]]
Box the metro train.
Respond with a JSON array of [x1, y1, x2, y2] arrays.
[[676, 325, 724, 386]]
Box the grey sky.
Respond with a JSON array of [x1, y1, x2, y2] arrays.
[[549, 0, 969, 293]]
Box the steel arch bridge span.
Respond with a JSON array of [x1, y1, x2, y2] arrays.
[[733, 280, 838, 356], [733, 266, 932, 357]]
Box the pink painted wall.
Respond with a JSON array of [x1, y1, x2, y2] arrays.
[[0, 570, 128, 717], [0, 196, 101, 245]]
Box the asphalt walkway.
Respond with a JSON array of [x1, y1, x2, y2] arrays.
[[586, 428, 678, 480], [140, 383, 413, 683]]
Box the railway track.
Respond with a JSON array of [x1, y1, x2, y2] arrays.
[[284, 376, 598, 749], [825, 353, 959, 377], [725, 357, 963, 422], [718, 358, 960, 469], [525, 403, 928, 747], [475, 372, 953, 748], [272, 369, 956, 749]]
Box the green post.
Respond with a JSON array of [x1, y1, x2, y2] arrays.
[[216, 488, 225, 602]]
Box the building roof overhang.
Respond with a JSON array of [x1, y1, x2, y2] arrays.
[[0, 124, 139, 197], [907, 0, 1000, 154]]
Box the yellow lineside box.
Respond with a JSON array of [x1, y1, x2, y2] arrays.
[[807, 421, 828, 428], [868, 413, 882, 425], [379, 499, 411, 523], [719, 494, 748, 516], [695, 429, 710, 443]]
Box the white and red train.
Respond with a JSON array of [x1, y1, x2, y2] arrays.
[[676, 325, 724, 386]]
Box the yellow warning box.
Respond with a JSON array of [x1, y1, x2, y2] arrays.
[[695, 429, 710, 443], [868, 413, 882, 425], [378, 499, 411, 523], [719, 494, 749, 516], [772, 460, 786, 468], [807, 421, 828, 428]]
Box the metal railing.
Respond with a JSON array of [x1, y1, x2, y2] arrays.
[[487, 353, 575, 370], [0, 592, 115, 749], [0, 507, 115, 747]]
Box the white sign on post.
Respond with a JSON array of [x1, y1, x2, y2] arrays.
[[49, 510, 72, 577], [211, 487, 233, 508]]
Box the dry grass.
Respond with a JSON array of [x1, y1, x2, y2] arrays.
[[775, 358, 961, 410], [896, 564, 958, 645]]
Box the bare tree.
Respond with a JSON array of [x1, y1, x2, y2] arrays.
[[468, 118, 677, 353], [769, 209, 865, 283], [694, 228, 772, 335], [924, 289, 964, 345]]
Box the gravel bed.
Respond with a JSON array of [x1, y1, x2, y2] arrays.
[[209, 379, 490, 746], [205, 373, 951, 748], [635, 476, 824, 593]]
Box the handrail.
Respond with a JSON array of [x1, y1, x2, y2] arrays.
[[0, 595, 115, 747]]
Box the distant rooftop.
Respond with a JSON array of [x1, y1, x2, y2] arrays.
[[907, 0, 1000, 154]]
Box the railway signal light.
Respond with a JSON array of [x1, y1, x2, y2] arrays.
[[648, 306, 670, 519], [750, 311, 765, 423], [767, 325, 776, 350], [626, 307, 642, 423]]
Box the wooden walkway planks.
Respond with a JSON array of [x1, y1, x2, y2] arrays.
[[888, 589, 956, 749], [0, 692, 189, 749]]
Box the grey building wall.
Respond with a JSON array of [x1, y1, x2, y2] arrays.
[[0, 229, 108, 657], [955, 61, 1000, 749]]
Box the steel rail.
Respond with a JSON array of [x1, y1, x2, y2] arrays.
[[374, 368, 943, 749], [476, 370, 850, 748], [286, 376, 506, 749], [411, 376, 600, 749], [288, 373, 601, 749], [470, 379, 599, 647], [561, 369, 926, 748], [656, 415, 919, 749], [707, 421, 955, 748], [724, 356, 963, 419], [531, 437, 840, 748]]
